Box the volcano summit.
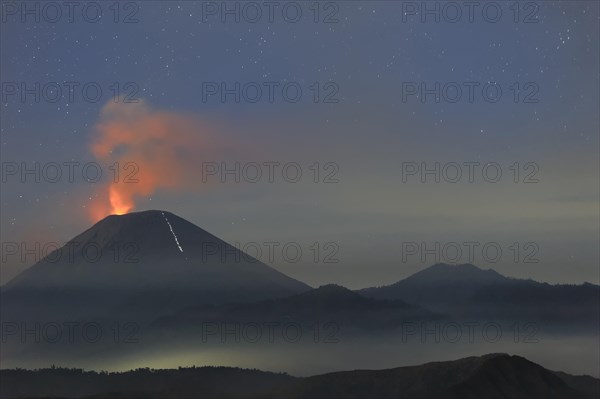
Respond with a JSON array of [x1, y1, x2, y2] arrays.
[[1, 210, 311, 320]]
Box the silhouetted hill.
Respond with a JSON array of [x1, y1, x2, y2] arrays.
[[358, 263, 600, 329], [1, 354, 597, 398], [399, 263, 507, 285], [150, 284, 437, 337], [281, 353, 593, 399]]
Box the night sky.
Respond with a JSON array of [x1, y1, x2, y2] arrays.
[[1, 1, 598, 288]]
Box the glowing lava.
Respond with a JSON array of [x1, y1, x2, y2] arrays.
[[86, 99, 228, 223], [88, 184, 133, 222], [109, 185, 134, 215]]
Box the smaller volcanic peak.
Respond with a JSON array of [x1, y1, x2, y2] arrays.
[[287, 284, 371, 308], [358, 262, 600, 329], [358, 263, 508, 301], [299, 284, 358, 298], [404, 263, 507, 285]]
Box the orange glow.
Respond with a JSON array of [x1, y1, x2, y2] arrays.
[[109, 185, 134, 215], [87, 100, 227, 222]]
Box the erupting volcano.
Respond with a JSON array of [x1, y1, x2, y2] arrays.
[[2, 210, 311, 318], [87, 100, 227, 222]]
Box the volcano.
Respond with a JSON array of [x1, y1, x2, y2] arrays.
[[1, 210, 311, 320], [358, 263, 600, 329]]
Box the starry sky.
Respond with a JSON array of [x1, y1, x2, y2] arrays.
[[1, 1, 598, 288]]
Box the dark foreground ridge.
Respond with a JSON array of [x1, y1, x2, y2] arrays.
[[1, 353, 598, 399]]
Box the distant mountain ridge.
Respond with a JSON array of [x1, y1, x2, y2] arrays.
[[151, 284, 437, 337], [2, 354, 598, 399], [358, 263, 600, 328]]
